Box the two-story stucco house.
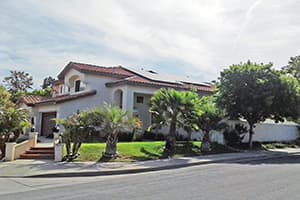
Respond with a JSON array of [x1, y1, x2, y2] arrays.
[[20, 62, 213, 137]]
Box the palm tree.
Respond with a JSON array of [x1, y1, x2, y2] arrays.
[[97, 105, 141, 159], [197, 96, 224, 152], [149, 89, 202, 156]]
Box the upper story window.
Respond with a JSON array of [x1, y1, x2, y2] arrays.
[[60, 85, 63, 94], [75, 80, 81, 92]]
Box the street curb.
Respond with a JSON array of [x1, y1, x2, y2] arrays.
[[22, 152, 300, 178], [0, 152, 298, 178]]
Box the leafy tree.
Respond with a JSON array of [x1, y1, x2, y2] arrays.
[[57, 111, 97, 161], [0, 87, 30, 158], [3, 70, 33, 102], [282, 56, 300, 80], [42, 76, 55, 89], [197, 96, 224, 152], [217, 61, 300, 148], [282, 56, 300, 124], [149, 89, 202, 156], [26, 87, 52, 97]]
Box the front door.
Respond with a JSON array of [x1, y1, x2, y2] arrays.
[[41, 112, 57, 137]]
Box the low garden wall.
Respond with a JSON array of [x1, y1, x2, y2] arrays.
[[5, 132, 38, 161]]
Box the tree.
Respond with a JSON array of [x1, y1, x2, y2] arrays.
[[3, 70, 33, 102], [42, 76, 55, 89], [26, 87, 52, 97], [57, 111, 96, 161], [149, 89, 202, 156], [197, 96, 224, 152], [96, 105, 141, 159], [282, 56, 300, 124], [282, 56, 300, 80], [216, 61, 300, 148], [0, 87, 30, 158]]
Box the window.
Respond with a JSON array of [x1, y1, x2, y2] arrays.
[[136, 96, 144, 104], [60, 85, 63, 94], [75, 80, 81, 92], [119, 92, 123, 109]]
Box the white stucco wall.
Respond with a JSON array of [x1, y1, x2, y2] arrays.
[[243, 123, 299, 142], [59, 74, 119, 119], [224, 119, 299, 143]]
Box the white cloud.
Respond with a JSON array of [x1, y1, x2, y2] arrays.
[[1, 0, 300, 87]]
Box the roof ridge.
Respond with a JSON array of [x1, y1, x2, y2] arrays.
[[71, 61, 122, 69]]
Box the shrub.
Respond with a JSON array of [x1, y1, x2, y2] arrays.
[[223, 123, 247, 146], [118, 131, 134, 142]]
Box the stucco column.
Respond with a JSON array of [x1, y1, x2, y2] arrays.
[[29, 132, 38, 147], [122, 89, 134, 112], [5, 142, 16, 161]]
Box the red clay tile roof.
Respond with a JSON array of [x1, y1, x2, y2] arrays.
[[57, 62, 134, 80], [19, 96, 45, 105], [106, 76, 214, 92], [57, 61, 213, 93], [20, 90, 97, 106]]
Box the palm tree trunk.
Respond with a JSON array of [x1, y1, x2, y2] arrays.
[[165, 120, 177, 156], [104, 133, 118, 158]]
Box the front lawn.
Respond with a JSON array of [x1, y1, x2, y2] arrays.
[[74, 141, 202, 162]]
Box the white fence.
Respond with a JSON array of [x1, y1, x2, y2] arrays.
[[210, 119, 299, 144]]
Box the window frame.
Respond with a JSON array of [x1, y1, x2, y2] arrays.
[[136, 96, 144, 104]]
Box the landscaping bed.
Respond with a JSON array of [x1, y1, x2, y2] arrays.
[[71, 141, 202, 162], [68, 141, 238, 162]]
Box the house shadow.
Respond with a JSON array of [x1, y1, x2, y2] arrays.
[[220, 151, 300, 166], [140, 147, 161, 158]]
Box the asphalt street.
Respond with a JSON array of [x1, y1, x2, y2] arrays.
[[1, 155, 300, 200]]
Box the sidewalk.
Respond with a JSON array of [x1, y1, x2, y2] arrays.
[[0, 148, 299, 178]]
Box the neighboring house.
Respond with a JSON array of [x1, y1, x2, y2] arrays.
[[19, 62, 213, 137]]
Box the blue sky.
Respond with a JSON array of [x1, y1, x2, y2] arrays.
[[1, 0, 300, 88]]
